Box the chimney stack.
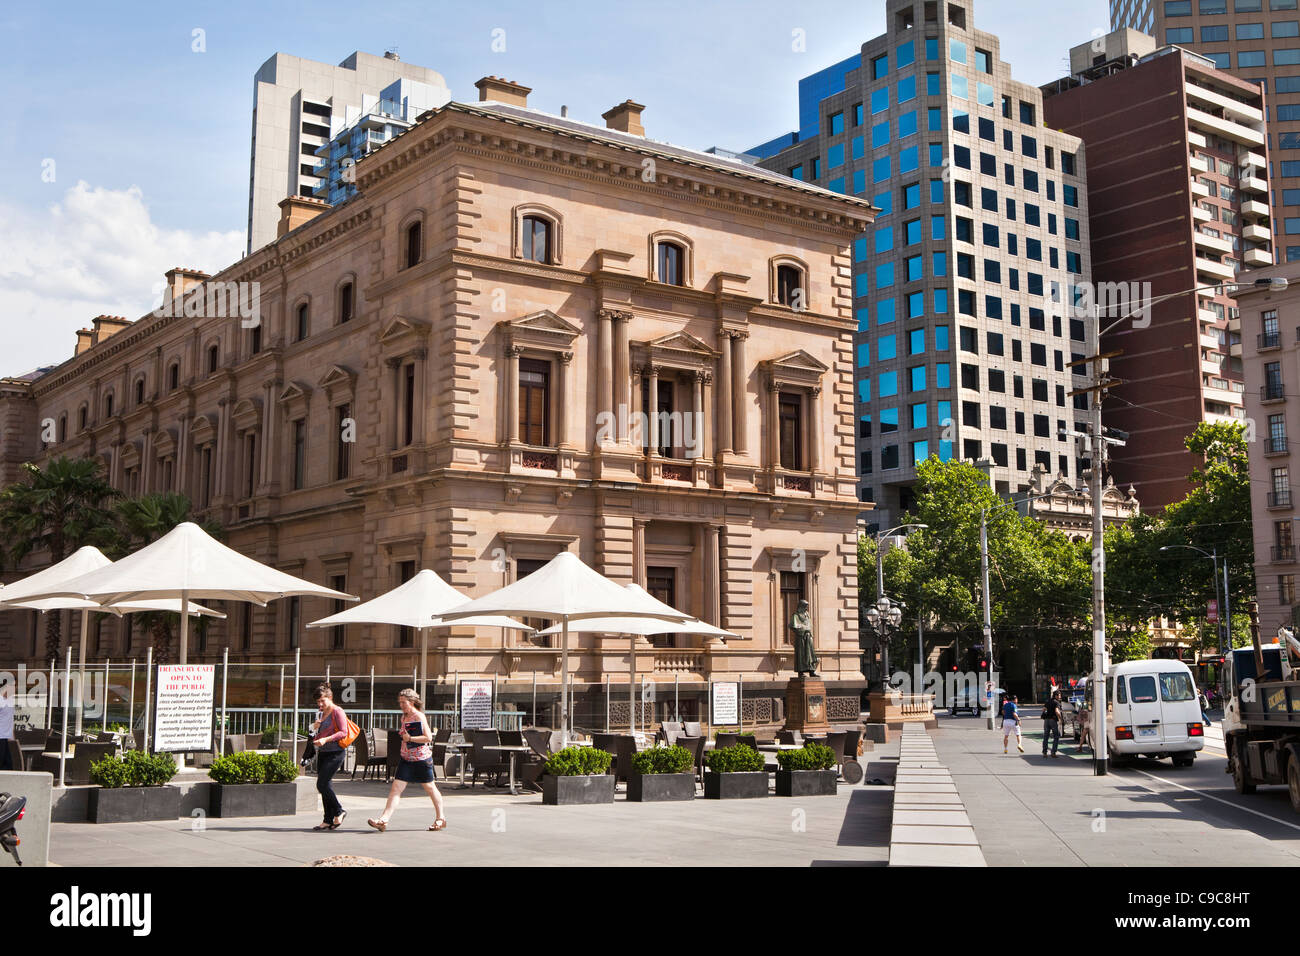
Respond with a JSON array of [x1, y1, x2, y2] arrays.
[[91, 316, 131, 346], [75, 329, 94, 356], [277, 195, 331, 238], [163, 266, 209, 309], [602, 100, 646, 136], [474, 76, 531, 108]]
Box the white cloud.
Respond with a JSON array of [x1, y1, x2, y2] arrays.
[[0, 182, 244, 377]]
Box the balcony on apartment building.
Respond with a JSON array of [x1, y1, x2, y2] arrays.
[[1259, 330, 1282, 351], [1272, 544, 1296, 563], [1186, 103, 1266, 148], [1244, 223, 1271, 242], [1245, 247, 1274, 267], [1242, 199, 1270, 220], [1194, 229, 1233, 255], [1190, 179, 1211, 199], [1268, 486, 1293, 509], [1262, 381, 1287, 404], [1196, 256, 1236, 282], [1265, 435, 1290, 457], [1204, 381, 1245, 406]]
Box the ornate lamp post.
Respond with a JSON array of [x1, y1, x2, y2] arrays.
[[862, 597, 904, 692]]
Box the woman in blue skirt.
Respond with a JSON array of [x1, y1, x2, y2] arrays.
[[367, 689, 446, 832]]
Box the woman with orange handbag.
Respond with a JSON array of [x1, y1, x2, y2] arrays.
[[310, 683, 353, 831]]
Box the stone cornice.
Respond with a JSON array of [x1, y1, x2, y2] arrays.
[[355, 105, 874, 237]]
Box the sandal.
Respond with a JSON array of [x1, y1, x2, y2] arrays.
[[428, 819, 447, 831], [329, 810, 347, 830], [313, 822, 332, 831], [367, 818, 388, 832]]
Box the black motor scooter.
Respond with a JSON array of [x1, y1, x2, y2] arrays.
[[0, 792, 28, 866]]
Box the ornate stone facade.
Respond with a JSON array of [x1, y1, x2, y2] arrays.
[[0, 84, 874, 700]]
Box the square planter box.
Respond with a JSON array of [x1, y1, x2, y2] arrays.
[[542, 774, 616, 805], [87, 786, 180, 824], [703, 771, 769, 799], [775, 769, 838, 797], [627, 772, 695, 802], [209, 782, 298, 818]]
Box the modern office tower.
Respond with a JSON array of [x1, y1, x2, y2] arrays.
[[752, 0, 1094, 530], [1110, 0, 1300, 261], [246, 50, 450, 253], [1239, 261, 1300, 633], [312, 77, 450, 207], [1043, 29, 1272, 507]]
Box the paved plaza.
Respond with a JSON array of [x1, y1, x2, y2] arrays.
[[43, 716, 1300, 867]]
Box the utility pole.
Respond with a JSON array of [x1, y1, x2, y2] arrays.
[[1068, 304, 1120, 776], [980, 509, 993, 729]]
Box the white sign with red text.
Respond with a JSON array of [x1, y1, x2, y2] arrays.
[[153, 665, 215, 752]]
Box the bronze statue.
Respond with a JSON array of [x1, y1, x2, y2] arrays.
[[791, 599, 819, 677]]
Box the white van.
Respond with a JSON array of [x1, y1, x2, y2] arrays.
[[1104, 659, 1204, 768]]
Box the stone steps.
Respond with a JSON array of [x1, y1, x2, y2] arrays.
[[888, 722, 986, 867]]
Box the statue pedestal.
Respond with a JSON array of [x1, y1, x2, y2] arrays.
[[782, 677, 832, 735]]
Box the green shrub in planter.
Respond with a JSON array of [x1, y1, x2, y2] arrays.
[[545, 746, 613, 776], [630, 745, 692, 775], [89, 750, 179, 788], [264, 750, 300, 783], [705, 744, 765, 774], [209, 751, 268, 785], [775, 742, 836, 772]]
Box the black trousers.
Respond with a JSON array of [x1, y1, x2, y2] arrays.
[[316, 749, 346, 822], [1042, 718, 1061, 755]]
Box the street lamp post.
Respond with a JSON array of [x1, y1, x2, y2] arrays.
[[867, 524, 927, 692], [1069, 276, 1285, 775]]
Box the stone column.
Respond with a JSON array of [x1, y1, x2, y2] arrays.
[[717, 332, 733, 454], [648, 365, 661, 455], [414, 347, 428, 446], [705, 524, 721, 625], [732, 332, 748, 455], [631, 365, 644, 451], [613, 312, 630, 438], [556, 351, 573, 447], [702, 371, 714, 462], [691, 372, 705, 460], [633, 518, 648, 587], [597, 310, 613, 443], [809, 386, 821, 473], [506, 345, 521, 444], [768, 381, 781, 469], [385, 358, 401, 451]]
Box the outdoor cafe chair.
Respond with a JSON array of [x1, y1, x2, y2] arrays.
[[44, 732, 64, 754], [683, 721, 702, 737], [777, 730, 803, 746], [613, 735, 637, 783], [737, 734, 758, 751], [676, 736, 705, 785], [16, 728, 45, 747], [469, 729, 508, 788], [385, 730, 402, 782], [64, 741, 116, 786], [243, 733, 264, 752], [4, 739, 23, 772], [715, 732, 740, 749], [824, 732, 848, 774], [499, 729, 525, 747], [658, 721, 683, 746], [350, 730, 370, 781]]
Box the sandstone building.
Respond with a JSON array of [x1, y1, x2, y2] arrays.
[[0, 78, 874, 724]]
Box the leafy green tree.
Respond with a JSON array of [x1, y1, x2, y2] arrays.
[[112, 493, 222, 663], [869, 458, 1091, 675], [1105, 421, 1253, 647], [0, 457, 120, 664]]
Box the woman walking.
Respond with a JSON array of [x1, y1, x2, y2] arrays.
[[310, 683, 349, 831], [367, 689, 447, 832]]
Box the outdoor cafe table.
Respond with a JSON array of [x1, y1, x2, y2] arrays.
[[483, 744, 534, 796], [445, 740, 471, 789]]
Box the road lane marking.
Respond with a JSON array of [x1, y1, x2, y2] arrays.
[[1133, 767, 1300, 834]]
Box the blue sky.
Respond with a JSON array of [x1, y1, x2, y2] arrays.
[[0, 0, 1108, 375]]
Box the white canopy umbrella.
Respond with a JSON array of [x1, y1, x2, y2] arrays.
[[11, 522, 357, 664], [536, 583, 738, 733], [0, 546, 225, 739], [306, 568, 532, 702], [436, 551, 693, 742]]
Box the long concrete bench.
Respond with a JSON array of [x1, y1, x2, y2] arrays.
[[888, 722, 986, 867]]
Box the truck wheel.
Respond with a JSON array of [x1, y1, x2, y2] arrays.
[[1232, 740, 1256, 795], [1172, 754, 1195, 768], [1108, 748, 1127, 770], [1289, 759, 1300, 814]]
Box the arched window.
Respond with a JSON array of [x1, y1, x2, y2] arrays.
[[78, 405, 87, 431], [104, 393, 114, 418], [168, 363, 179, 391], [58, 415, 67, 443], [657, 241, 685, 286], [339, 281, 355, 323], [522, 216, 552, 264], [207, 344, 219, 373], [249, 323, 262, 355], [295, 303, 309, 342], [776, 264, 805, 308], [135, 379, 146, 406], [405, 221, 422, 269]]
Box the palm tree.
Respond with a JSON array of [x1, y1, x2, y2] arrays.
[[113, 492, 223, 664], [0, 456, 121, 665]]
